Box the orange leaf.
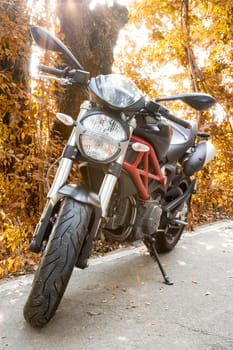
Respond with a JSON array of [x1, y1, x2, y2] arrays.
[[104, 284, 118, 291], [145, 321, 156, 327], [135, 275, 141, 283]]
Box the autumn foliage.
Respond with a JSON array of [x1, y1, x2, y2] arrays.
[[114, 0, 233, 224], [0, 0, 59, 277], [1, 0, 233, 278]]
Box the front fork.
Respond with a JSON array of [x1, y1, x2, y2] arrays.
[[30, 101, 136, 253], [30, 101, 90, 252]]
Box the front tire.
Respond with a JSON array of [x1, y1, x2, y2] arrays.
[[23, 198, 91, 328]]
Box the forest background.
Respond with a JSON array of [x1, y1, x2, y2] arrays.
[[0, 0, 232, 278]]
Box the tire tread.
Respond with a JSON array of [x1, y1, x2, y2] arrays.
[[23, 198, 90, 328]]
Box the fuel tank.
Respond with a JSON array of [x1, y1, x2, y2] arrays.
[[134, 118, 172, 160], [166, 121, 197, 162]]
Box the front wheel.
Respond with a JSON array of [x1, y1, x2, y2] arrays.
[[23, 198, 91, 328]]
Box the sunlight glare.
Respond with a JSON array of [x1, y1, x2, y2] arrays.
[[210, 103, 226, 124], [90, 0, 132, 10]]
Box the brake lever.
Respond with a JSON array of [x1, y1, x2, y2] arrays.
[[145, 101, 192, 129]]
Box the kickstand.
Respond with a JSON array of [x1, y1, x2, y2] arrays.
[[144, 237, 174, 285]]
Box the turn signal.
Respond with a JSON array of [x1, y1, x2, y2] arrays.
[[132, 142, 150, 152]]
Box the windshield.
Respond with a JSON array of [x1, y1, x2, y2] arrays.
[[89, 74, 144, 109]]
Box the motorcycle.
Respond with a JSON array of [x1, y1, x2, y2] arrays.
[[23, 26, 216, 328]]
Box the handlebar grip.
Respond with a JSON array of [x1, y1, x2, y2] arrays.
[[37, 64, 66, 77], [37, 65, 89, 86], [165, 111, 192, 129]]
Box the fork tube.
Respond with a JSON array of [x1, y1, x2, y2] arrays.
[[99, 153, 126, 217], [98, 174, 118, 217], [47, 143, 75, 201], [99, 120, 136, 217], [47, 101, 91, 201]]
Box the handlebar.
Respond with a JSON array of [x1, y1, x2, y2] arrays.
[[164, 110, 192, 129], [145, 101, 192, 129], [37, 64, 90, 86], [38, 64, 67, 77]]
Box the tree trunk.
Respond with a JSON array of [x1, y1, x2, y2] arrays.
[[54, 0, 128, 138]]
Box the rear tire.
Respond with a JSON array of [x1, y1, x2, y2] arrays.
[[155, 206, 188, 253], [23, 198, 91, 328], [155, 178, 191, 253]]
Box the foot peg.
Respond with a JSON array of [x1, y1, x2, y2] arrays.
[[144, 237, 174, 285]]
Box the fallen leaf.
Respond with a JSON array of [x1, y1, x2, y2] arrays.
[[204, 291, 211, 296], [145, 321, 156, 327], [135, 275, 141, 283], [126, 304, 137, 309], [87, 311, 102, 316], [104, 284, 118, 291]]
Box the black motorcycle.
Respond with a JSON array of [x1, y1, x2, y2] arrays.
[[24, 26, 216, 327]]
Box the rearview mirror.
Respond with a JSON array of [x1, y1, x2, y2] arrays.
[[30, 26, 83, 70], [156, 93, 216, 111]]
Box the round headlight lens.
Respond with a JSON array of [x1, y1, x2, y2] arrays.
[[77, 113, 128, 163], [80, 134, 119, 161], [82, 114, 127, 141]]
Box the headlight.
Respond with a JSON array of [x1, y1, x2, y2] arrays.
[[76, 112, 129, 163]]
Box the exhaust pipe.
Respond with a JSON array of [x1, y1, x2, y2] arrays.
[[163, 179, 197, 214]]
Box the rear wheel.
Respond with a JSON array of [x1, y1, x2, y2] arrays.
[[155, 200, 190, 252], [23, 198, 91, 328], [155, 178, 191, 253]]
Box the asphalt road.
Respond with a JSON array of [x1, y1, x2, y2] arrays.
[[1, 220, 233, 350]]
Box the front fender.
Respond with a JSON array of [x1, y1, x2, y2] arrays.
[[58, 184, 101, 208], [30, 184, 101, 253]]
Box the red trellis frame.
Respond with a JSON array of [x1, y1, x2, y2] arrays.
[[123, 135, 166, 200]]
